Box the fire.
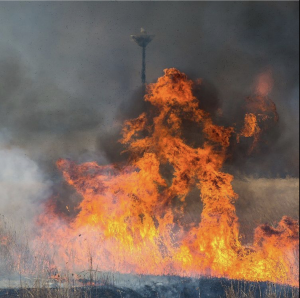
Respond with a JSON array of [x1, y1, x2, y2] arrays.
[[255, 69, 274, 97], [237, 70, 278, 153], [38, 69, 299, 286]]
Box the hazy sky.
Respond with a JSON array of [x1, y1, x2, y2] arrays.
[[0, 2, 298, 178]]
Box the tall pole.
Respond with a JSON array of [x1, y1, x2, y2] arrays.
[[131, 28, 154, 86], [142, 46, 146, 84]]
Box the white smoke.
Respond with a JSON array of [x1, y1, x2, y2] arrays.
[[0, 130, 52, 230]]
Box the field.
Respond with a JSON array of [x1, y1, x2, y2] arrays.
[[1, 206, 299, 298], [0, 274, 299, 298]]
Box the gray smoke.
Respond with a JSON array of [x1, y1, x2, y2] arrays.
[[0, 2, 298, 232]]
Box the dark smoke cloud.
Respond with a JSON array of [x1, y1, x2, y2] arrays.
[[0, 3, 298, 228]]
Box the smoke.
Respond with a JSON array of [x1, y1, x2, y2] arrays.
[[0, 2, 298, 176], [0, 131, 52, 230], [0, 2, 298, 237], [233, 177, 299, 244]]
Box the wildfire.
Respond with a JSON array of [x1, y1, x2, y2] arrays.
[[38, 69, 299, 286]]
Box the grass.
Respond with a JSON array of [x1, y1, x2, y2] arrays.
[[1, 216, 299, 298], [0, 286, 127, 298], [224, 281, 299, 298], [0, 280, 298, 298]]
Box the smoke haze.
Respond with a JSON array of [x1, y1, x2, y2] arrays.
[[0, 131, 52, 230], [0, 2, 298, 234]]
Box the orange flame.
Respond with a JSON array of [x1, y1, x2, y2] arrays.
[[38, 69, 299, 286], [255, 69, 274, 97], [238, 71, 279, 153]]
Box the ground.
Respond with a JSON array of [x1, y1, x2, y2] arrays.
[[0, 276, 298, 298]]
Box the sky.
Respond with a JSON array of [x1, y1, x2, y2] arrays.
[[0, 2, 299, 234]]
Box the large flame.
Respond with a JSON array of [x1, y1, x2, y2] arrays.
[[38, 69, 299, 286]]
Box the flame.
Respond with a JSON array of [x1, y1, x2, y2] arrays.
[[38, 69, 299, 286], [238, 72, 279, 153], [255, 69, 274, 97]]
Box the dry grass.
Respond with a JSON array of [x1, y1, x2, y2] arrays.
[[0, 216, 120, 297], [16, 286, 87, 298], [0, 215, 19, 275], [224, 281, 256, 298], [1, 215, 299, 298], [224, 281, 299, 298], [1, 272, 120, 298], [0, 285, 120, 298]]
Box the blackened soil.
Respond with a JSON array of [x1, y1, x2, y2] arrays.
[[0, 277, 298, 298]]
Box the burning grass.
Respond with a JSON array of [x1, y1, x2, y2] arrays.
[[1, 217, 299, 297], [0, 69, 299, 296], [34, 69, 298, 286]]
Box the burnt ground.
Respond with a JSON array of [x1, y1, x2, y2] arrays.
[[0, 277, 299, 298]]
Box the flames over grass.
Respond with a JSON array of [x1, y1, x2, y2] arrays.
[[39, 69, 298, 286]]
